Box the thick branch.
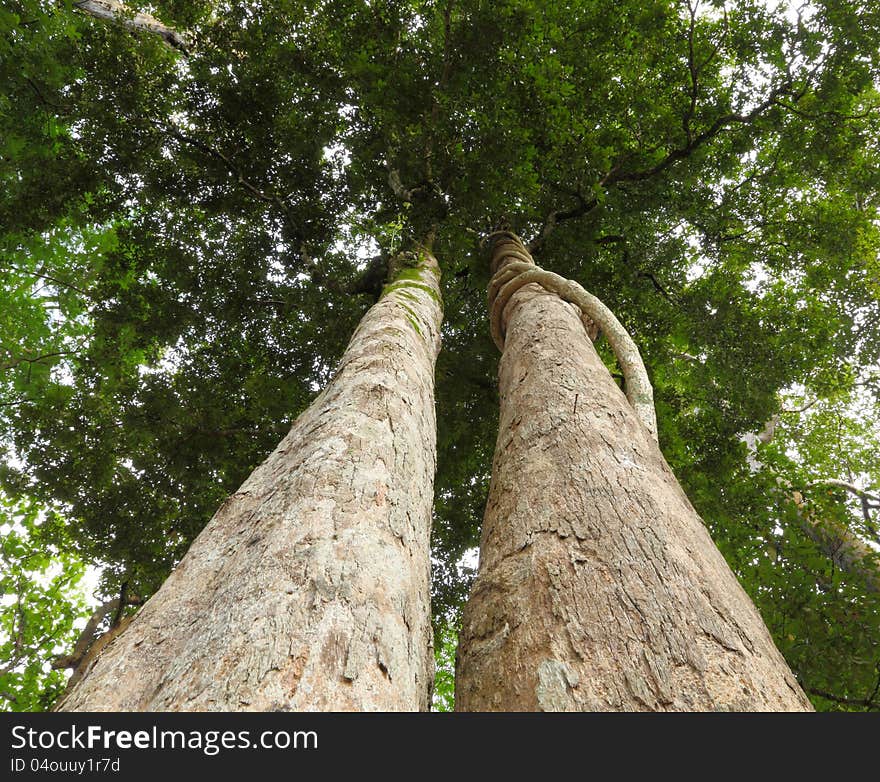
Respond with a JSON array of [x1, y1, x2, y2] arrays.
[[74, 0, 189, 53], [745, 420, 880, 593], [528, 82, 789, 251], [818, 479, 880, 505], [51, 598, 120, 671], [386, 163, 417, 203], [788, 489, 880, 594], [52, 591, 142, 672]]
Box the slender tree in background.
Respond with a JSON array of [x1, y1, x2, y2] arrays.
[[2, 0, 880, 711]]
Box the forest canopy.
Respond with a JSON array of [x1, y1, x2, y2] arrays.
[[1, 0, 879, 711]]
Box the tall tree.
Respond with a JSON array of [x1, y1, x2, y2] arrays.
[[3, 0, 880, 711], [55, 249, 442, 710], [455, 232, 810, 710]]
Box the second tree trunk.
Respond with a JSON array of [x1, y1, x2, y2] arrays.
[[455, 239, 811, 711]]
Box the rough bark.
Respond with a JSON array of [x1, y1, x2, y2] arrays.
[[455, 237, 811, 712], [56, 251, 442, 711]]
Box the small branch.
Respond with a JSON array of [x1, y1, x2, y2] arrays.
[[773, 99, 879, 123], [2, 262, 89, 297], [527, 190, 599, 254], [608, 81, 792, 185], [426, 0, 455, 182], [807, 687, 878, 709], [782, 398, 818, 414], [0, 350, 78, 373], [0, 397, 32, 409], [757, 413, 780, 445], [683, 0, 700, 144], [24, 77, 63, 111], [638, 271, 675, 303], [164, 128, 281, 207], [0, 590, 27, 676], [161, 125, 316, 270]]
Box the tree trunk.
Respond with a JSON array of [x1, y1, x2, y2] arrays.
[[455, 237, 811, 712], [56, 250, 442, 711]]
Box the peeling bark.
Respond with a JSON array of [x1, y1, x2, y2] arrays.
[[455, 243, 811, 712], [57, 251, 442, 711]]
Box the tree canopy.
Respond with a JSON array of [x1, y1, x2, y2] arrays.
[[2, 0, 879, 711]]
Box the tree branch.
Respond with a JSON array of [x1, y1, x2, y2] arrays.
[[807, 685, 879, 710], [0, 350, 79, 373], [74, 0, 189, 53], [745, 418, 880, 593], [608, 81, 792, 186], [163, 127, 285, 209], [426, 0, 455, 183], [527, 189, 599, 254], [2, 262, 89, 297], [52, 591, 143, 674], [386, 162, 417, 203], [817, 479, 880, 505], [160, 125, 322, 273]]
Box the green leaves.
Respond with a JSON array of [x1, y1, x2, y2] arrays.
[[0, 494, 89, 712]]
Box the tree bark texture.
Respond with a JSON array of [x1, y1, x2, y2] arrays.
[[57, 253, 442, 711], [455, 246, 812, 712]]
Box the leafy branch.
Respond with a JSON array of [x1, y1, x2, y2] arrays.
[[0, 350, 80, 373]]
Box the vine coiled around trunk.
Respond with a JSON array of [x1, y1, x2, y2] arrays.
[[486, 231, 658, 441]]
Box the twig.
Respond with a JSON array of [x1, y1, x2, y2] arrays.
[[1, 350, 79, 373]]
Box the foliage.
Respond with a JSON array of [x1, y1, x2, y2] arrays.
[[1, 0, 880, 709], [432, 619, 458, 712], [0, 494, 88, 711]]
